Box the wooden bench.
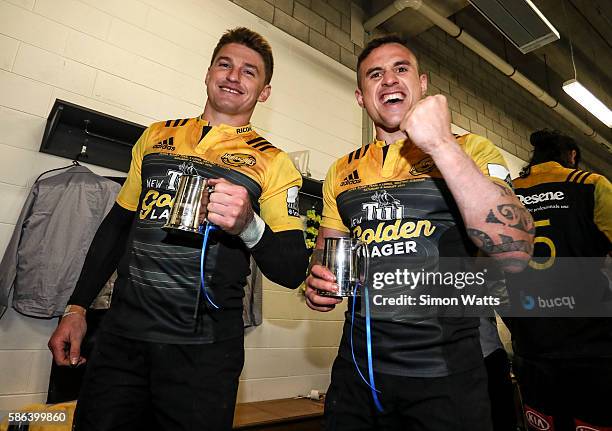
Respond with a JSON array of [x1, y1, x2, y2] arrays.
[[233, 398, 324, 431]]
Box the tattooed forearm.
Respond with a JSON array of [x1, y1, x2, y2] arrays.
[[467, 229, 533, 255], [490, 184, 536, 233], [467, 190, 534, 271], [496, 204, 535, 234], [484, 186, 535, 235]]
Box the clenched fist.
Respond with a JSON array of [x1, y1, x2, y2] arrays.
[[400, 94, 456, 155]]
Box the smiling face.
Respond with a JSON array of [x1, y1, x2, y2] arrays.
[[204, 43, 271, 125], [355, 43, 427, 138]]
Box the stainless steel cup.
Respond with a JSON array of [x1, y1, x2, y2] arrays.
[[162, 174, 212, 235], [319, 237, 369, 297]]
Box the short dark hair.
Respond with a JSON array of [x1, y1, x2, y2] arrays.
[[520, 129, 581, 176], [356, 35, 418, 88], [210, 27, 274, 85]]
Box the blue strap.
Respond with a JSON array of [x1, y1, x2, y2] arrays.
[[200, 223, 220, 309], [364, 283, 384, 412], [350, 285, 383, 412], [350, 297, 376, 391]]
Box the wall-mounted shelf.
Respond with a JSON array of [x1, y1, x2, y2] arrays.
[[40, 99, 146, 172]]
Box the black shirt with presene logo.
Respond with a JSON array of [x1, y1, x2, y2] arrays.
[[104, 117, 302, 344], [321, 134, 512, 377], [505, 161, 612, 358]]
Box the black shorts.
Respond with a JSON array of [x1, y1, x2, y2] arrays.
[[514, 355, 612, 431], [73, 330, 244, 431], [324, 356, 492, 431]]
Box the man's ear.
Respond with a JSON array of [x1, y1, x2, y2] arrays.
[[258, 84, 271, 103], [355, 88, 364, 108], [205, 68, 211, 87], [419, 73, 428, 97], [569, 149, 578, 168]]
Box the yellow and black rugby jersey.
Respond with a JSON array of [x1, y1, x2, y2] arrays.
[[513, 161, 611, 252], [505, 162, 612, 358], [321, 133, 512, 377], [117, 116, 302, 232], [322, 133, 511, 235], [105, 116, 302, 344]]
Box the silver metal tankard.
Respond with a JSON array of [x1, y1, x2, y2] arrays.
[[319, 237, 369, 297], [162, 174, 212, 235]]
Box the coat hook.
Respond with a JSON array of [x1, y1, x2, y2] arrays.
[[76, 130, 89, 162]]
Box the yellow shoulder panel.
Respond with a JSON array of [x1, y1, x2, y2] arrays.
[[321, 160, 349, 233]]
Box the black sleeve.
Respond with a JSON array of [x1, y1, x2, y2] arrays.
[[249, 226, 308, 289], [68, 203, 135, 308]]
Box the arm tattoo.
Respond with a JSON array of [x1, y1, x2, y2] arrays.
[[484, 186, 535, 234], [486, 209, 503, 224], [485, 183, 535, 235], [467, 229, 533, 255], [468, 184, 534, 262], [496, 204, 535, 234]]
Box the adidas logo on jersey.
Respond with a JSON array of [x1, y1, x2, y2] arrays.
[[341, 170, 361, 186], [152, 137, 175, 151]]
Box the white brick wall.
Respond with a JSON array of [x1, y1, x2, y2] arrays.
[[0, 35, 19, 71], [34, 0, 114, 40], [0, 2, 70, 54], [0, 0, 360, 408], [13, 44, 98, 97]]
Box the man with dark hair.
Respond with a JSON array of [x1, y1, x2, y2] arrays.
[[48, 27, 308, 430], [355, 35, 412, 86], [305, 35, 534, 430], [505, 129, 612, 431], [519, 129, 581, 177]]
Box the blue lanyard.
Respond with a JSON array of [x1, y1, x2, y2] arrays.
[[350, 284, 384, 412], [199, 223, 220, 309]]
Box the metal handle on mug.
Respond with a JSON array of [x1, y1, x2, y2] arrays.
[[197, 184, 216, 233]]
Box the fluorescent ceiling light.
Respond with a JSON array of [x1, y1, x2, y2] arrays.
[[468, 0, 560, 54], [562, 79, 612, 128]]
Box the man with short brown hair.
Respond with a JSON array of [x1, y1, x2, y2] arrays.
[[49, 27, 308, 430]]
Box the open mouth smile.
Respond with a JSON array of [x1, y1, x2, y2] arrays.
[[380, 91, 405, 105], [219, 86, 244, 95]]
